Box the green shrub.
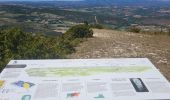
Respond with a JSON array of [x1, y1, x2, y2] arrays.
[[168, 27, 170, 36], [0, 24, 93, 71], [129, 26, 141, 33], [70, 38, 86, 47], [0, 27, 74, 71], [64, 24, 93, 40]]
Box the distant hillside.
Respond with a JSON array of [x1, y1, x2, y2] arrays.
[[85, 0, 170, 7], [1, 0, 170, 7]]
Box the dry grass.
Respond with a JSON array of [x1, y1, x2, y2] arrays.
[[68, 29, 170, 81]]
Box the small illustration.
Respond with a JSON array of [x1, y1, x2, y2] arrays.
[[67, 92, 80, 98], [22, 95, 31, 100], [12, 81, 35, 89], [0, 80, 5, 88], [130, 78, 149, 92], [94, 94, 105, 99]]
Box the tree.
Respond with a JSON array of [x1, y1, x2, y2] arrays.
[[83, 21, 89, 26]]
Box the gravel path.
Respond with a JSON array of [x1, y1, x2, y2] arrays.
[[68, 29, 170, 81]]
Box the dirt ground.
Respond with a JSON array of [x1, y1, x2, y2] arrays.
[[68, 29, 170, 81]]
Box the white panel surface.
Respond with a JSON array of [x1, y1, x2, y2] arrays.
[[0, 58, 170, 100]]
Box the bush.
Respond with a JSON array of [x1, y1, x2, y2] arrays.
[[64, 24, 93, 40], [129, 26, 141, 33], [70, 38, 86, 47], [0, 24, 93, 71], [168, 27, 170, 36], [0, 27, 74, 71]]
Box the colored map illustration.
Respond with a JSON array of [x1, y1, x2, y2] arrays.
[[12, 81, 35, 89], [26, 66, 151, 77], [0, 80, 5, 88], [67, 92, 80, 98]]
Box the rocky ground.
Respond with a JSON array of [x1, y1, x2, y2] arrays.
[[68, 29, 170, 81]]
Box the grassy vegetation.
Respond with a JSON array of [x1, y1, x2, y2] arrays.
[[128, 26, 170, 36], [0, 24, 93, 71]]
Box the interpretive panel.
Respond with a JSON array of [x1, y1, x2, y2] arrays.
[[0, 58, 170, 100]]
